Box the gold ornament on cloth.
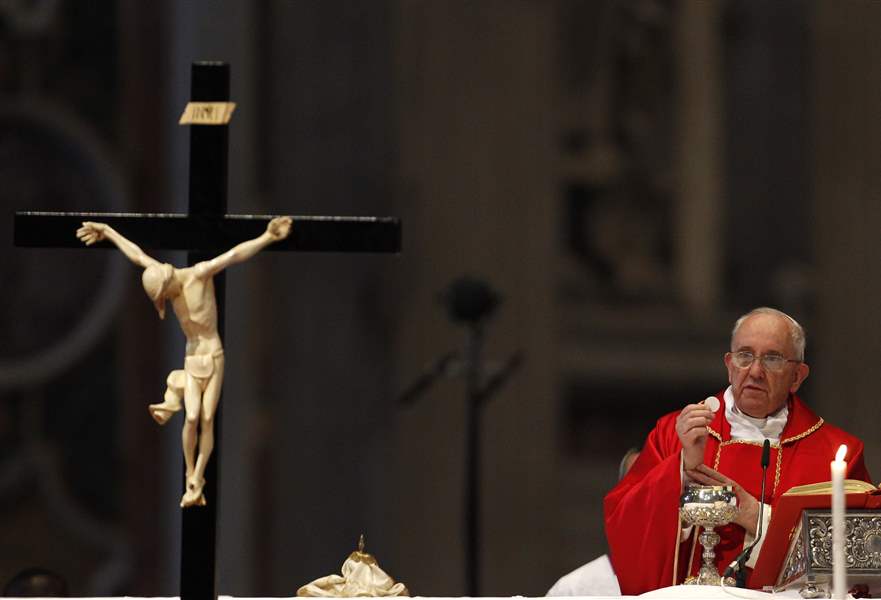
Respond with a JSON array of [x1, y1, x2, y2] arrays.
[[297, 535, 409, 597]]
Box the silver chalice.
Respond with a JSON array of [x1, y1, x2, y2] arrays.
[[680, 485, 739, 586]]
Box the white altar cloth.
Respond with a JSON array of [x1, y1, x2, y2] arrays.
[[637, 584, 809, 599], [2, 587, 836, 600]]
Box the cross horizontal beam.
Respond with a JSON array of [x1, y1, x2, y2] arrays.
[[15, 212, 401, 254]]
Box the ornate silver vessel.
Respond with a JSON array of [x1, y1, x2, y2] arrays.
[[680, 484, 739, 585], [776, 509, 881, 597]]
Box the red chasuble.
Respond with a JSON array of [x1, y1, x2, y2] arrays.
[[604, 392, 871, 595]]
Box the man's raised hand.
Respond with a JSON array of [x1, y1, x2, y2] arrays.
[[676, 402, 714, 470], [76, 222, 107, 246]]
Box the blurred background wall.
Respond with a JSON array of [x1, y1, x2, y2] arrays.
[[1, 0, 880, 596]]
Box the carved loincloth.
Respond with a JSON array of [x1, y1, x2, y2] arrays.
[[184, 348, 224, 384]]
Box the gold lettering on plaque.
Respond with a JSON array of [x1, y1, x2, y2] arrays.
[[179, 102, 237, 125]]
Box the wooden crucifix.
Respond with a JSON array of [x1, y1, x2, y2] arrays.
[[14, 62, 401, 600]]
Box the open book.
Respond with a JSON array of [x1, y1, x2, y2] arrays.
[[749, 479, 881, 588], [781, 479, 877, 496]]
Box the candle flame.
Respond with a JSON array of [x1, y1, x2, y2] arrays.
[[836, 444, 847, 462]]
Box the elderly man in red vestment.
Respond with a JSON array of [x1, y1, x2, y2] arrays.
[[604, 307, 872, 594]]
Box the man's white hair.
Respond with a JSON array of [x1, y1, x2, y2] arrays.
[[731, 307, 806, 361]]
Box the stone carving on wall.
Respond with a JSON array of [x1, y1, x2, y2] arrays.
[[557, 0, 675, 307]]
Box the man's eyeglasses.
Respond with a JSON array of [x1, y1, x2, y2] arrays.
[[728, 351, 801, 372]]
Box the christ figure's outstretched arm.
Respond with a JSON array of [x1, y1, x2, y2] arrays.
[[76, 222, 161, 269], [196, 216, 292, 278]]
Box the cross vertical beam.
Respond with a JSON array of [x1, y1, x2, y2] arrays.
[[180, 61, 228, 600]]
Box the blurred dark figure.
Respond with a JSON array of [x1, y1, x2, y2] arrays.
[[3, 567, 69, 597]]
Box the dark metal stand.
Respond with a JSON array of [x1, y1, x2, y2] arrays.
[[398, 277, 523, 597]]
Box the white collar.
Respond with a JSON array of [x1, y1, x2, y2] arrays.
[[723, 386, 788, 443]]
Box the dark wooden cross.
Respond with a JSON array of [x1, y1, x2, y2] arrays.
[[14, 62, 401, 600]]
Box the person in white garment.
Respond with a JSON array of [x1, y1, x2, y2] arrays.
[[547, 449, 639, 596]]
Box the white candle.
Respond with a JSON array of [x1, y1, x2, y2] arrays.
[[832, 444, 848, 600]]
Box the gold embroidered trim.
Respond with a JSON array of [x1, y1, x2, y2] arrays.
[[780, 418, 824, 445], [774, 419, 823, 492], [774, 443, 783, 495], [709, 418, 824, 498], [707, 415, 824, 446], [713, 439, 783, 494], [712, 439, 779, 468]]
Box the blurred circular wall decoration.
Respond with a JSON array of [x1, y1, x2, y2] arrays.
[[0, 101, 127, 389]]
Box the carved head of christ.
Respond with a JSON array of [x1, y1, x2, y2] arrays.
[[142, 263, 176, 319], [723, 307, 810, 419]]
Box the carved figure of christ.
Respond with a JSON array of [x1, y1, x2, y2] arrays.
[[76, 216, 292, 507]]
